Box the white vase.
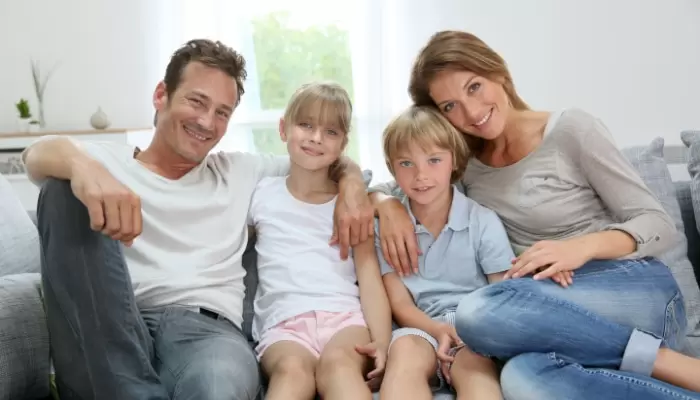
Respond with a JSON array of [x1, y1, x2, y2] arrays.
[[28, 123, 40, 133], [17, 118, 31, 132], [90, 107, 111, 130]]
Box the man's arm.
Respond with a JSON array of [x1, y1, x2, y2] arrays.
[[22, 136, 99, 183], [22, 135, 142, 244], [354, 240, 392, 349]]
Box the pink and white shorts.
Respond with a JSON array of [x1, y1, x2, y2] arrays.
[[255, 310, 367, 359]]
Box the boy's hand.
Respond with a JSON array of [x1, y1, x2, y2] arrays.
[[434, 324, 463, 384], [355, 341, 387, 390]]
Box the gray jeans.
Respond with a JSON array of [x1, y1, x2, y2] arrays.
[[37, 178, 260, 400]]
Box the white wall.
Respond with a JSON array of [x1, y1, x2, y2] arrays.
[[379, 0, 700, 148], [0, 0, 169, 131], [1, 0, 699, 147]]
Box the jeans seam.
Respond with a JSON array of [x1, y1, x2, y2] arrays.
[[663, 290, 685, 346], [568, 362, 697, 400]]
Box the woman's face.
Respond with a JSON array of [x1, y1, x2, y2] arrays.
[[428, 69, 510, 140]]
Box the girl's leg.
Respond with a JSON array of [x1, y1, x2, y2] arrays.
[[450, 347, 502, 400], [455, 257, 700, 392], [316, 325, 373, 400], [380, 334, 437, 400], [500, 352, 700, 400], [260, 341, 318, 400]]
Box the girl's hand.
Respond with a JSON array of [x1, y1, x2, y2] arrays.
[[377, 199, 421, 276], [505, 239, 592, 281]]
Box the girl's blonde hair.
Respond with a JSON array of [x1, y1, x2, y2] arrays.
[[283, 81, 353, 141], [383, 105, 469, 183], [408, 30, 528, 154]]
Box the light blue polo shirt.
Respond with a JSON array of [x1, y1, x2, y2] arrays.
[[376, 186, 515, 318]]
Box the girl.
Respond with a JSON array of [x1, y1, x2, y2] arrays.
[[248, 82, 392, 400]]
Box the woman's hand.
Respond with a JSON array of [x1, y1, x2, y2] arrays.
[[376, 199, 420, 276], [505, 239, 593, 281], [331, 178, 375, 260]]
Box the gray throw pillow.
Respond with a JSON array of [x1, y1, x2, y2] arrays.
[[681, 130, 700, 237], [622, 137, 700, 356], [0, 174, 40, 276]]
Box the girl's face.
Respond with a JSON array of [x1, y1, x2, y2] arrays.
[[428, 69, 511, 140]]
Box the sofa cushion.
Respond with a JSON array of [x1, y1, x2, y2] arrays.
[[622, 137, 700, 356], [681, 131, 700, 236], [0, 175, 41, 276], [675, 181, 700, 283], [0, 273, 50, 400]]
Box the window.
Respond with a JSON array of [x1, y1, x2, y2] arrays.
[[143, 0, 391, 181]]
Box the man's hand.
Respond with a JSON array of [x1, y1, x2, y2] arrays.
[[70, 161, 142, 246], [331, 177, 374, 259], [355, 341, 387, 391]]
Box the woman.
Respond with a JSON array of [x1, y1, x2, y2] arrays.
[[371, 30, 700, 399]]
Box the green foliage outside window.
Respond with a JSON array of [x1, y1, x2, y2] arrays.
[[250, 11, 359, 161]]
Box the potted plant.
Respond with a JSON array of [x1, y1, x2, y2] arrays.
[[15, 98, 32, 132]]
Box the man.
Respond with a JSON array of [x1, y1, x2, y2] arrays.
[[22, 39, 373, 400]]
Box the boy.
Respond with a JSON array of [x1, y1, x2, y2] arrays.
[[247, 82, 392, 400], [376, 105, 509, 399]]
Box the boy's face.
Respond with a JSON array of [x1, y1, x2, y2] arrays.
[[392, 141, 454, 206], [280, 117, 346, 172]]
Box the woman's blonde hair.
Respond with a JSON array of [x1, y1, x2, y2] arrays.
[[383, 105, 469, 183], [408, 30, 528, 154], [283, 81, 353, 140]]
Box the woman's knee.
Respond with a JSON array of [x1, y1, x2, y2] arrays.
[[500, 353, 554, 400]]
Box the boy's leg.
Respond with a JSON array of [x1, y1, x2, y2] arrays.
[[316, 312, 373, 400], [150, 308, 260, 400], [37, 178, 166, 400], [260, 341, 318, 400], [450, 347, 502, 400], [380, 333, 437, 400]]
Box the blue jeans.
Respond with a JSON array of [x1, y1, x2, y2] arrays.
[[455, 257, 700, 400], [37, 179, 260, 399]]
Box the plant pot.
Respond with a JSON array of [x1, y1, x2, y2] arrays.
[[28, 123, 41, 133], [17, 118, 31, 132]]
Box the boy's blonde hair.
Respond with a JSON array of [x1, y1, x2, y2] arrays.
[[283, 81, 353, 144], [383, 105, 469, 183]]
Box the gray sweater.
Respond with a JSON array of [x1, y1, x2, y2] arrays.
[[371, 108, 676, 258]]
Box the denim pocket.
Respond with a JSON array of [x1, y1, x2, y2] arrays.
[[663, 290, 687, 349]]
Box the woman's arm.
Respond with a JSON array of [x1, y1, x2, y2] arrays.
[[354, 239, 392, 349], [571, 112, 676, 258], [382, 273, 446, 339]]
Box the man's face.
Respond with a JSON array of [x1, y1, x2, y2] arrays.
[[153, 61, 238, 163]]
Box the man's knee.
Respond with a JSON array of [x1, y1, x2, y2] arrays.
[[37, 178, 85, 228], [177, 357, 261, 400]]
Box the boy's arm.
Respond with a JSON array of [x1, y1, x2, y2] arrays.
[[354, 239, 392, 349], [476, 208, 516, 284], [382, 274, 445, 338]]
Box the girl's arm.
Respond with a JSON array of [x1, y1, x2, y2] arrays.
[[382, 273, 447, 339], [354, 239, 393, 349]]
